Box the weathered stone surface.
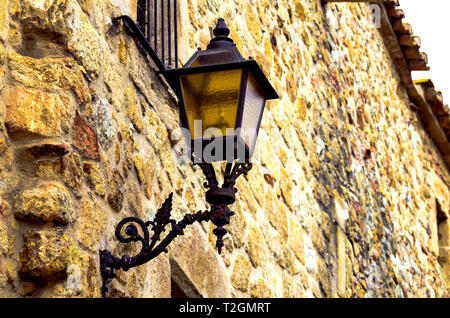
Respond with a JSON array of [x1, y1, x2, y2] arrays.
[[169, 223, 230, 297], [283, 273, 303, 298], [228, 199, 247, 248], [4, 86, 70, 136], [73, 112, 100, 161], [83, 161, 105, 196], [14, 183, 74, 225], [8, 52, 89, 102], [19, 230, 69, 281], [145, 254, 171, 297], [249, 278, 273, 298], [289, 221, 305, 265], [63, 151, 83, 197], [337, 226, 347, 297], [264, 190, 289, 241], [333, 190, 349, 231], [245, 166, 266, 205], [310, 221, 327, 257], [94, 98, 115, 150], [0, 170, 19, 196], [20, 0, 108, 79], [315, 257, 332, 297], [0, 200, 8, 217], [231, 255, 252, 292], [244, 2, 262, 43], [133, 154, 156, 199], [246, 222, 267, 268], [279, 167, 293, 210], [125, 86, 144, 132], [133, 154, 146, 184], [0, 0, 8, 41], [78, 199, 106, 251], [107, 169, 125, 212], [146, 108, 170, 154], [119, 38, 128, 64], [276, 243, 299, 275], [0, 213, 10, 255], [235, 178, 259, 217], [0, 137, 7, 156]]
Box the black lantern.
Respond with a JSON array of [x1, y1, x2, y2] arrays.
[[162, 18, 278, 163], [100, 17, 279, 298]]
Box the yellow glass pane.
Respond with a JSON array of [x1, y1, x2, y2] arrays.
[[181, 69, 242, 138]]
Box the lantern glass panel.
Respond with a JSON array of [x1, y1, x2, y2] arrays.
[[180, 69, 243, 139], [238, 73, 266, 156]]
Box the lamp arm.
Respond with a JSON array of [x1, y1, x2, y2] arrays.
[[99, 160, 252, 298], [100, 199, 211, 298]]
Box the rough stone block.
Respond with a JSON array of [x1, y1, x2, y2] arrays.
[[438, 219, 450, 247], [264, 190, 289, 241], [235, 178, 259, 217], [20, 0, 106, 79], [249, 278, 273, 298], [227, 199, 247, 248], [0, 0, 8, 41], [107, 169, 125, 213], [231, 255, 251, 292], [279, 167, 293, 210], [310, 221, 327, 256], [72, 112, 100, 161], [145, 254, 171, 298], [83, 161, 105, 196], [4, 86, 70, 137], [8, 52, 89, 103], [125, 86, 144, 132], [337, 227, 347, 297], [288, 221, 305, 265], [169, 223, 230, 297], [315, 257, 332, 297], [19, 229, 69, 281], [246, 222, 267, 268], [94, 98, 115, 150], [78, 199, 106, 252], [14, 183, 74, 225]]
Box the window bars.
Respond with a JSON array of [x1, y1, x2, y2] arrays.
[[137, 0, 179, 69]]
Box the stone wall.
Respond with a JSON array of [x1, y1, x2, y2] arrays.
[[0, 0, 448, 298]]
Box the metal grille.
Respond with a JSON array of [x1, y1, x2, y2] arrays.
[[137, 0, 178, 69]]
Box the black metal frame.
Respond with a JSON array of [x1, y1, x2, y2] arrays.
[[99, 160, 252, 298]]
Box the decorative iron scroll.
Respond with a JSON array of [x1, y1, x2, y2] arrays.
[[100, 194, 211, 298], [100, 160, 252, 298]]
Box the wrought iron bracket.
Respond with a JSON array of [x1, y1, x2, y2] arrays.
[[99, 160, 252, 298]]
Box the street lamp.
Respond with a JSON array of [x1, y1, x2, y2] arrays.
[[162, 18, 278, 163], [100, 18, 279, 298]]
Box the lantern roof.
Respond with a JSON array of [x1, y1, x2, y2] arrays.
[[162, 18, 278, 100]]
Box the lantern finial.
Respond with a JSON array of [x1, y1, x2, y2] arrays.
[[213, 18, 230, 37], [207, 18, 235, 49]]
